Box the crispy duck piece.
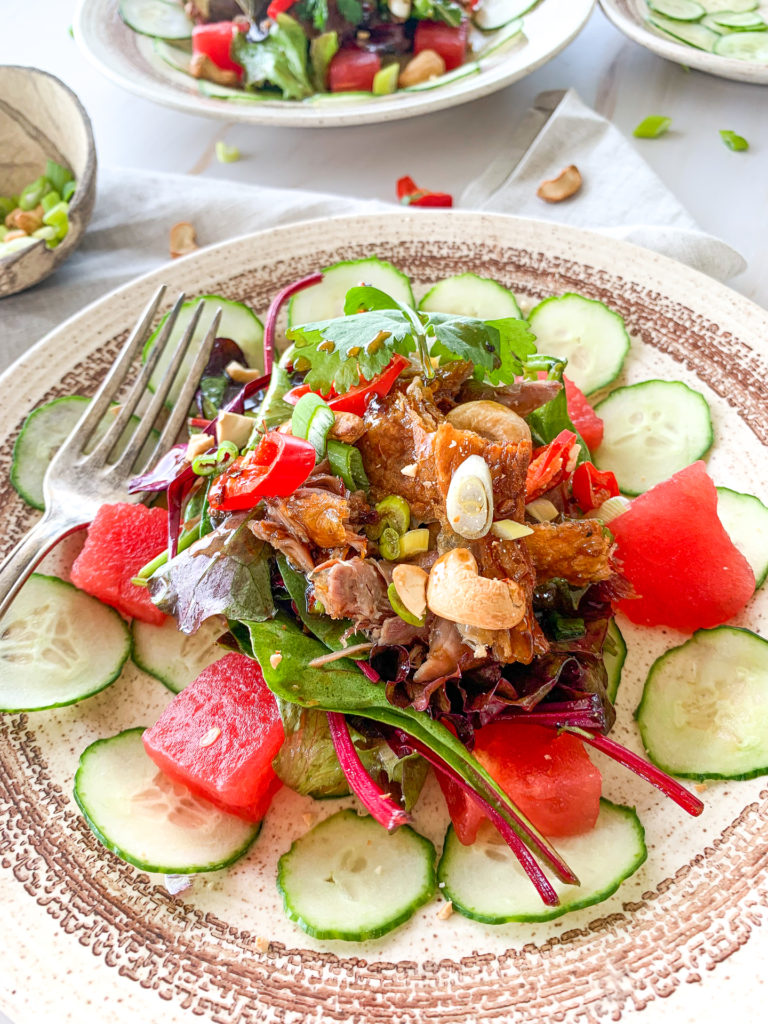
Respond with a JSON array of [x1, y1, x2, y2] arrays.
[[312, 558, 391, 630], [524, 521, 613, 587]]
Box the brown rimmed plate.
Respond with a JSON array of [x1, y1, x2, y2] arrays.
[[0, 211, 767, 1024]]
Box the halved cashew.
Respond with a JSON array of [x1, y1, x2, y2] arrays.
[[226, 361, 265, 384], [169, 221, 198, 259], [392, 564, 428, 621], [186, 433, 214, 462], [426, 547, 526, 630], [446, 400, 531, 445], [398, 49, 446, 88], [537, 164, 582, 203]]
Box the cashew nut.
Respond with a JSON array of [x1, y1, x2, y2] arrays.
[[392, 563, 428, 621], [169, 221, 198, 259], [398, 49, 446, 88], [426, 547, 526, 630], [446, 400, 531, 445], [537, 164, 582, 203]]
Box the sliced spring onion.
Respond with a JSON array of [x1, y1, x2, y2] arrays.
[[18, 176, 48, 211], [399, 528, 430, 557], [490, 519, 534, 540], [327, 439, 369, 492], [584, 495, 631, 523], [291, 393, 334, 461], [375, 494, 411, 535], [45, 159, 74, 194], [62, 180, 76, 202], [41, 190, 61, 213], [549, 612, 586, 641], [191, 440, 238, 477], [633, 115, 672, 138], [445, 455, 493, 539], [379, 526, 401, 561], [720, 129, 749, 151], [387, 582, 426, 627], [215, 141, 241, 163], [525, 498, 559, 522]]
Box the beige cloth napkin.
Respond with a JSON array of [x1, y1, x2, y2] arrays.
[[0, 89, 745, 372]]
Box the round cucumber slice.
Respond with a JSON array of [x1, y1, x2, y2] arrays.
[[604, 619, 627, 704], [119, 0, 193, 39], [698, 0, 757, 11], [648, 0, 705, 21], [75, 727, 261, 873], [10, 396, 158, 511], [132, 616, 227, 693], [637, 627, 768, 780], [713, 30, 768, 58], [401, 62, 481, 90], [418, 273, 522, 320], [152, 37, 193, 75], [594, 379, 713, 496], [0, 574, 130, 713], [143, 296, 264, 407], [277, 809, 436, 940], [473, 18, 525, 59], [472, 0, 537, 32], [526, 293, 631, 395], [716, 487, 768, 589], [438, 799, 646, 924], [648, 13, 720, 49], [712, 10, 766, 29], [287, 258, 414, 327]]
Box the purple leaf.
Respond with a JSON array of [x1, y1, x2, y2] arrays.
[[263, 272, 323, 374]]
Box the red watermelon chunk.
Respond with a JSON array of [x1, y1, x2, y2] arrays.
[[70, 503, 168, 625], [564, 376, 604, 452], [611, 461, 755, 632], [438, 721, 602, 844], [143, 653, 284, 822]]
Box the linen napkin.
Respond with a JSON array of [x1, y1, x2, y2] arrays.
[[0, 88, 745, 372]]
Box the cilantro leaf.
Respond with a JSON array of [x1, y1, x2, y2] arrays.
[[485, 317, 538, 384], [412, 0, 463, 27], [428, 314, 536, 383], [287, 309, 416, 393]]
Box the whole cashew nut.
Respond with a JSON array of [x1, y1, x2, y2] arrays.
[[446, 400, 531, 445], [426, 547, 526, 630]]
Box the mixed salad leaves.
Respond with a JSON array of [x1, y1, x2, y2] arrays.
[[3, 257, 768, 941], [119, 0, 541, 102]]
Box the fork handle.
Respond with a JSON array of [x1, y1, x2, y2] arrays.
[[0, 512, 88, 621]]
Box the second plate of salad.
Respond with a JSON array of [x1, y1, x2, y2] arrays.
[[0, 210, 766, 1024], [73, 0, 596, 125]]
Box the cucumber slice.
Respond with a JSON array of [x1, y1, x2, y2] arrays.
[[604, 619, 627, 703], [143, 296, 264, 407], [648, 0, 706, 20], [132, 617, 227, 693], [713, 29, 768, 58], [277, 809, 436, 940], [712, 10, 766, 28], [698, 0, 757, 10], [472, 0, 537, 31], [0, 574, 130, 713], [637, 627, 768, 780], [198, 80, 274, 102], [594, 380, 713, 496], [401, 62, 481, 91], [647, 13, 720, 48], [119, 0, 193, 39], [10, 396, 158, 511], [526, 293, 631, 395], [152, 37, 193, 75], [701, 13, 728, 31], [418, 273, 522, 319], [438, 799, 646, 923], [716, 487, 768, 589], [74, 727, 260, 873], [288, 258, 414, 327], [474, 18, 525, 59]]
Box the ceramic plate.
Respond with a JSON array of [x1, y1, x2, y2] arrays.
[[1, 211, 767, 1024], [600, 0, 768, 85], [73, 0, 594, 127]]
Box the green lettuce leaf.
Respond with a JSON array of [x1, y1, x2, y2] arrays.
[[232, 15, 313, 101]]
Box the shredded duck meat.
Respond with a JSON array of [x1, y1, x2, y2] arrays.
[[312, 557, 391, 629], [459, 378, 562, 416], [524, 521, 613, 586]]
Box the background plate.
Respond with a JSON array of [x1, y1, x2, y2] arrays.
[[600, 0, 768, 85], [73, 0, 595, 127], [0, 211, 767, 1024]]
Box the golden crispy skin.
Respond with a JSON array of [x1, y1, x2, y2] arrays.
[[524, 521, 613, 586], [358, 379, 444, 521], [433, 422, 531, 522]]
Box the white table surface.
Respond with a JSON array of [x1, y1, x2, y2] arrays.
[[0, 3, 767, 1023]]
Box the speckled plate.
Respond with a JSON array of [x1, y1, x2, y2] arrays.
[[72, 0, 594, 127], [1, 211, 767, 1024], [600, 0, 768, 85]]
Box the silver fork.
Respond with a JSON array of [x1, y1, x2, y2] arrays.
[[0, 285, 221, 619]]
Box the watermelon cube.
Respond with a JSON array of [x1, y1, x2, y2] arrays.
[[143, 653, 284, 822], [70, 503, 168, 625]]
